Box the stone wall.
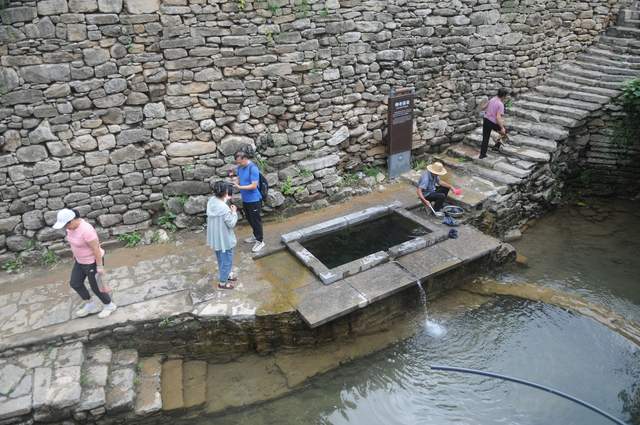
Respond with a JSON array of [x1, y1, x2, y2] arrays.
[[573, 104, 640, 196], [0, 0, 629, 257]]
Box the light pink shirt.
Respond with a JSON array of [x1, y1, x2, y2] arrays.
[[67, 220, 103, 264], [484, 96, 505, 124]]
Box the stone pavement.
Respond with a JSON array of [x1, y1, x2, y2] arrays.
[[0, 182, 419, 352]]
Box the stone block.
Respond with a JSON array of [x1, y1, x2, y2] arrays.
[[388, 237, 428, 258], [38, 0, 69, 15], [218, 135, 254, 156], [0, 6, 37, 24], [99, 0, 122, 12], [123, 209, 150, 224], [70, 135, 97, 152], [17, 145, 47, 163], [0, 217, 21, 235], [166, 142, 216, 157], [295, 282, 368, 327], [163, 181, 211, 196], [125, 0, 159, 14], [105, 368, 135, 412], [344, 262, 415, 304], [298, 154, 340, 172], [23, 210, 44, 230], [116, 129, 151, 146], [298, 216, 347, 240], [0, 395, 32, 421], [20, 64, 70, 84], [110, 145, 145, 164], [281, 231, 303, 243], [69, 0, 98, 12]]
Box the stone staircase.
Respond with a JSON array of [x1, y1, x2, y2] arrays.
[[0, 341, 209, 424], [405, 7, 640, 232]]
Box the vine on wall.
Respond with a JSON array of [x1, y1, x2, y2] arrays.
[[613, 78, 640, 146]]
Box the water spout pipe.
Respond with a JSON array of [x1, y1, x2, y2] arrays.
[[429, 365, 627, 425]]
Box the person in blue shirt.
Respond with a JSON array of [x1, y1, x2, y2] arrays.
[[233, 150, 265, 253], [417, 161, 460, 213]]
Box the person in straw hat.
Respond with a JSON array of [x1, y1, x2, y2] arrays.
[[417, 162, 461, 213]]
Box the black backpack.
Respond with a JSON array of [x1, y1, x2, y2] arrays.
[[252, 163, 269, 201]]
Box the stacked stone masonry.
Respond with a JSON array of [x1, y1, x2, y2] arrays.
[[0, 0, 633, 256], [405, 6, 640, 235]]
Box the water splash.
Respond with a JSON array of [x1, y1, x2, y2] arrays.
[[416, 281, 447, 338]]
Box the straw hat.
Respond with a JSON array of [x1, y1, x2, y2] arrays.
[[427, 161, 447, 176]]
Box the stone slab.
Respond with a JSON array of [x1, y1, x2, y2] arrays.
[[344, 262, 416, 304], [135, 356, 162, 415], [182, 361, 207, 408], [295, 282, 368, 328], [396, 245, 463, 279], [105, 367, 136, 413], [438, 225, 501, 263], [161, 359, 184, 411], [0, 395, 32, 420]]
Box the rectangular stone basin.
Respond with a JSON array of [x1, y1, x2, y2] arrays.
[[282, 203, 448, 285]]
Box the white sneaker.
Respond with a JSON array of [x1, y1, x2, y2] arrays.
[[76, 302, 100, 318], [98, 303, 117, 319], [251, 241, 265, 253], [244, 235, 256, 243]]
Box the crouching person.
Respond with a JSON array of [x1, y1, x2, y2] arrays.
[[417, 162, 460, 213], [207, 181, 238, 289], [53, 208, 117, 319]]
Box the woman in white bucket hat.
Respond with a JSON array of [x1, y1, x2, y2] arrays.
[[53, 208, 117, 319]]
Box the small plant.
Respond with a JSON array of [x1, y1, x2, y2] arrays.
[[183, 164, 194, 173], [320, 5, 329, 16], [612, 78, 640, 146], [268, 2, 280, 14], [281, 176, 297, 196], [158, 317, 176, 328], [25, 239, 36, 251], [118, 232, 142, 248], [265, 30, 274, 45], [455, 157, 468, 163], [254, 156, 268, 171], [362, 166, 380, 177], [340, 172, 360, 187], [412, 159, 428, 170], [299, 168, 313, 178], [41, 249, 59, 267], [295, 0, 309, 15], [238, 0, 246, 10], [2, 258, 23, 274], [158, 207, 177, 233], [175, 195, 189, 206]]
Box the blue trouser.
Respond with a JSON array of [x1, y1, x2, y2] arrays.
[[215, 248, 234, 283]]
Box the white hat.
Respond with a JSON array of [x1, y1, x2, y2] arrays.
[[53, 208, 76, 229]]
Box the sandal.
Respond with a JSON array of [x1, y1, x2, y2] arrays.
[[218, 282, 235, 290]]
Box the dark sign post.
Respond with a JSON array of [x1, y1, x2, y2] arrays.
[[387, 87, 415, 178]]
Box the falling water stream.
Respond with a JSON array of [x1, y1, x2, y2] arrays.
[[186, 199, 640, 425]]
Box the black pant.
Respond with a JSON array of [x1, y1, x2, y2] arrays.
[[481, 118, 502, 157], [422, 186, 450, 211], [70, 261, 111, 304], [243, 201, 263, 242]]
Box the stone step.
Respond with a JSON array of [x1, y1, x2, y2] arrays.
[[519, 93, 601, 113], [558, 64, 632, 83], [75, 346, 112, 415], [401, 167, 505, 210], [545, 78, 620, 99], [575, 58, 640, 74], [593, 42, 640, 57], [469, 128, 558, 153], [105, 349, 138, 414], [161, 359, 184, 411], [448, 144, 533, 179], [607, 25, 640, 38], [33, 342, 85, 421], [464, 133, 551, 163], [581, 48, 640, 65], [182, 361, 207, 409], [534, 85, 610, 105], [516, 99, 593, 119], [508, 105, 582, 128], [596, 37, 640, 54], [435, 153, 523, 186], [135, 356, 163, 416], [507, 117, 569, 141], [553, 71, 626, 90]]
